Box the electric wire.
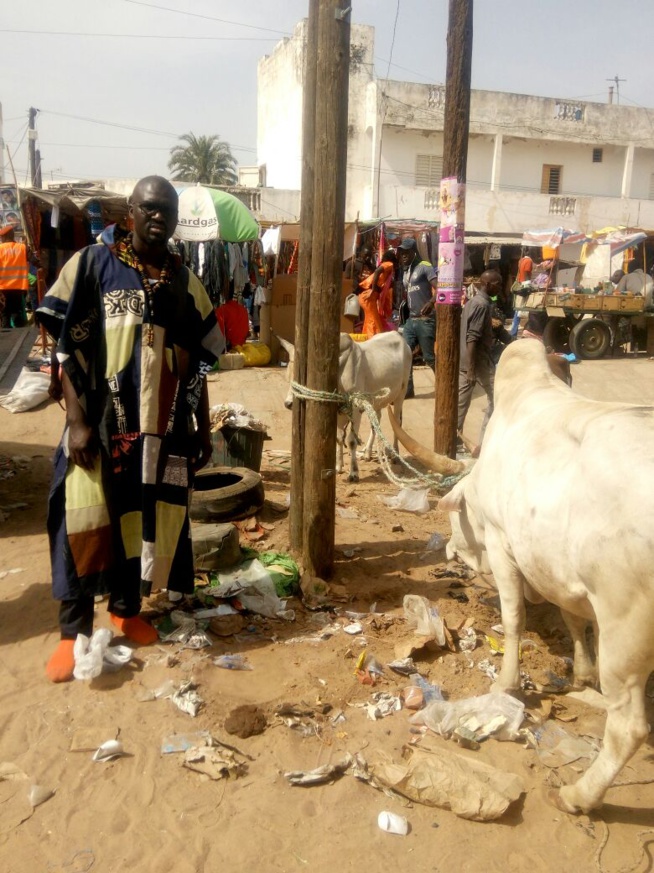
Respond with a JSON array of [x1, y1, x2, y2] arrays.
[[121, 0, 291, 36], [0, 29, 277, 41]]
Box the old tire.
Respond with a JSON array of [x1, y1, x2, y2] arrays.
[[542, 317, 572, 353], [191, 466, 264, 523], [569, 318, 611, 360]]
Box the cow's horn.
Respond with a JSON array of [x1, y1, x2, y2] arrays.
[[387, 408, 466, 475]]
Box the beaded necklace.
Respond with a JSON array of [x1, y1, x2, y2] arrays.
[[126, 241, 174, 348]]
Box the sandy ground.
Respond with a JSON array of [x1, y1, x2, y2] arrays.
[[0, 353, 653, 873]]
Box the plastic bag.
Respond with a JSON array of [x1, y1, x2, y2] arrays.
[[343, 293, 361, 318], [209, 558, 286, 618], [235, 342, 271, 367], [381, 488, 430, 514], [410, 692, 525, 742], [73, 629, 132, 680], [403, 595, 446, 647], [0, 369, 50, 413]]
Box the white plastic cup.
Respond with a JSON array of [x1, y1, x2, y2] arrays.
[[377, 811, 409, 836]]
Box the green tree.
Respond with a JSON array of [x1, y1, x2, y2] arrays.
[[168, 133, 237, 185]]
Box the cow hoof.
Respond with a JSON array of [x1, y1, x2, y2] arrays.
[[348, 473, 359, 483], [571, 674, 600, 691], [547, 788, 583, 816]]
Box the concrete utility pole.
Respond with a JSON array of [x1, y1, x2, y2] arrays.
[[289, 0, 319, 553], [300, 0, 351, 577], [28, 107, 39, 187], [433, 0, 473, 456], [606, 75, 626, 105]]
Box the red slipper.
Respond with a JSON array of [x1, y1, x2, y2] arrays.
[[46, 639, 76, 683], [110, 614, 158, 646]]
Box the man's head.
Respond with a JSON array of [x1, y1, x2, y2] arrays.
[[611, 269, 625, 285], [398, 238, 418, 268], [0, 225, 15, 242], [480, 269, 502, 299], [129, 176, 178, 250]]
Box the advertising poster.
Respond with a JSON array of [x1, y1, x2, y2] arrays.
[[0, 186, 23, 235], [436, 176, 465, 305]]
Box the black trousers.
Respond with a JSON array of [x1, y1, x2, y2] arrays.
[[58, 584, 141, 639]]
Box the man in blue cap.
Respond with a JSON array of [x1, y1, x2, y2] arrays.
[[398, 238, 436, 398]]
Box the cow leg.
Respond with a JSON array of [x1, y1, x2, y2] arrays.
[[335, 422, 346, 474], [391, 398, 404, 461], [485, 539, 524, 693], [362, 416, 375, 461], [347, 410, 361, 482], [560, 609, 598, 689], [553, 636, 651, 814]]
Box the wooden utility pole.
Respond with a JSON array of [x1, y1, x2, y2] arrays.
[[301, 0, 350, 577], [433, 0, 473, 456], [28, 107, 39, 187], [290, 0, 319, 553]]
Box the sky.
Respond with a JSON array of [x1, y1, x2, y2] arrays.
[[2, 0, 653, 186]]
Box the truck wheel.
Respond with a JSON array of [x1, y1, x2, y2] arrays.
[[191, 466, 265, 522], [542, 317, 572, 353], [569, 319, 611, 360]]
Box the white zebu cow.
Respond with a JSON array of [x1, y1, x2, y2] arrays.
[[280, 332, 411, 481], [393, 339, 654, 814]]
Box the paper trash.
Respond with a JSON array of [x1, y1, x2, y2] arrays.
[[371, 748, 525, 821]]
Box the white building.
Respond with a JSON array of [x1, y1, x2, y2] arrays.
[[255, 20, 654, 233]]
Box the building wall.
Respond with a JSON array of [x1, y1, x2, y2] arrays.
[[257, 22, 306, 191], [374, 184, 654, 234], [499, 139, 627, 198], [631, 148, 654, 201], [256, 20, 654, 232]]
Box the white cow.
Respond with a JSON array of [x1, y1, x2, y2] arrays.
[[392, 339, 654, 814], [279, 332, 411, 482]]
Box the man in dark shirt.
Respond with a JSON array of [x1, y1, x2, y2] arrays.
[[398, 238, 436, 398], [458, 269, 500, 450]]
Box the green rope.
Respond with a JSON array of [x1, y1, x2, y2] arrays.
[[290, 381, 469, 493]]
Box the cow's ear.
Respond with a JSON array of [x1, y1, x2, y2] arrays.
[[438, 482, 465, 513]]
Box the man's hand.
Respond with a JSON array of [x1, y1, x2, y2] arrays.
[[67, 420, 98, 471], [420, 299, 435, 317], [466, 368, 476, 385]]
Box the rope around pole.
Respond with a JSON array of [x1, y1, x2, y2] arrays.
[[290, 381, 469, 493]]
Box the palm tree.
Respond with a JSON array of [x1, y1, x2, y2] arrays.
[[168, 133, 238, 185]]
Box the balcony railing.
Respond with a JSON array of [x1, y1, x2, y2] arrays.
[[549, 196, 577, 215]]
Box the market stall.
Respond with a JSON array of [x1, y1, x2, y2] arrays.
[[514, 227, 654, 358], [172, 184, 263, 316]]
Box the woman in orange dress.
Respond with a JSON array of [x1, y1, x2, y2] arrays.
[[357, 249, 397, 338]]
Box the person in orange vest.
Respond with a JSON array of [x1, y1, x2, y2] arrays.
[[0, 225, 29, 328]]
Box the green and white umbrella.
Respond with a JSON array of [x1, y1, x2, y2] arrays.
[[174, 184, 259, 243]]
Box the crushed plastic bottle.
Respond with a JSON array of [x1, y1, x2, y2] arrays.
[[426, 532, 445, 551], [410, 673, 444, 704], [213, 654, 253, 671]]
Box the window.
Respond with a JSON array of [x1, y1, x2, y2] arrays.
[[415, 154, 443, 187], [541, 164, 562, 195], [592, 148, 603, 163]]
